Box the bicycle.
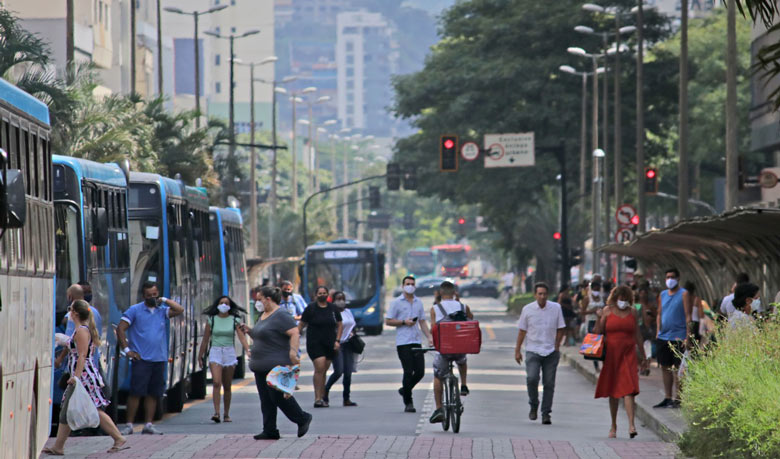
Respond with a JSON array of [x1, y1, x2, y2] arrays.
[[415, 347, 463, 433]]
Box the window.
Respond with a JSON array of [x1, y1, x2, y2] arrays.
[[99, 0, 103, 22], [343, 27, 358, 34], [346, 42, 353, 52], [216, 82, 221, 93], [215, 54, 221, 65], [231, 27, 236, 33], [347, 93, 354, 102], [347, 81, 354, 89], [346, 68, 354, 77], [231, 0, 236, 5], [346, 55, 354, 64], [215, 26, 221, 34]]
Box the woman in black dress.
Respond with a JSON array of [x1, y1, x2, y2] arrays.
[[299, 286, 343, 407]]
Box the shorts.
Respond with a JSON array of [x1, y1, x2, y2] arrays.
[[656, 339, 684, 368], [130, 360, 166, 398], [209, 346, 238, 367], [307, 338, 336, 361], [433, 353, 467, 380]]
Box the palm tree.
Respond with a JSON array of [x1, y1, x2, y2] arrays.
[[0, 9, 49, 76]]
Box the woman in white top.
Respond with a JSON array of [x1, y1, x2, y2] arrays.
[[324, 291, 359, 406]]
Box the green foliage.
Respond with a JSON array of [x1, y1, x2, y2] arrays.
[[678, 318, 780, 458], [507, 292, 535, 313], [0, 9, 49, 75]]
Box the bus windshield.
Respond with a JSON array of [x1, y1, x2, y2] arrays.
[[54, 202, 82, 317], [306, 249, 376, 305], [129, 219, 163, 302], [439, 250, 468, 268], [406, 252, 435, 276]]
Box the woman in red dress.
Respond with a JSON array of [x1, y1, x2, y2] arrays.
[[594, 286, 648, 439]]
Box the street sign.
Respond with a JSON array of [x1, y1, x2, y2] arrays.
[[759, 171, 778, 188], [483, 133, 535, 168], [615, 204, 637, 227], [461, 142, 480, 161], [367, 212, 391, 229], [615, 227, 635, 243]]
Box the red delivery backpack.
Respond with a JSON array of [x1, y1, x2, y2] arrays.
[[432, 302, 481, 355]]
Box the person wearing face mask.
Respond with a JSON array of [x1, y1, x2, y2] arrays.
[[323, 291, 359, 406], [299, 286, 343, 408], [593, 286, 648, 439], [654, 267, 692, 409], [729, 283, 759, 329], [278, 280, 306, 321], [198, 296, 250, 423], [582, 280, 605, 371], [116, 281, 185, 435]]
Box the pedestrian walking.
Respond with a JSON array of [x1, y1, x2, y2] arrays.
[[197, 296, 251, 423], [636, 284, 656, 374], [582, 279, 605, 371], [279, 280, 306, 320], [729, 283, 759, 329], [324, 291, 359, 406], [514, 282, 566, 425], [653, 268, 692, 409], [299, 286, 343, 408], [43, 301, 129, 455], [593, 286, 648, 439], [116, 281, 185, 435], [558, 285, 577, 346], [57, 284, 103, 371], [385, 276, 433, 413], [247, 286, 312, 440]]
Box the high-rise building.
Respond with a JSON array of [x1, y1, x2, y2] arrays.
[[336, 11, 398, 136]]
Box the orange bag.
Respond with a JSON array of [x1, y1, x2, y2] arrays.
[[579, 333, 605, 361]]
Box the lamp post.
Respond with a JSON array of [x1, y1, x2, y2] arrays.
[[593, 148, 606, 274], [280, 87, 316, 208], [164, 5, 228, 128], [307, 97, 332, 191], [339, 127, 352, 237], [259, 76, 298, 212]]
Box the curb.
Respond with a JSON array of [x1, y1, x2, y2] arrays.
[[559, 350, 683, 443]]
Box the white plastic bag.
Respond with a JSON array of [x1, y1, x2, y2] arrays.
[[677, 349, 690, 380], [67, 379, 100, 430]]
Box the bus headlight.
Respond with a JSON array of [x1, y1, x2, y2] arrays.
[[366, 306, 376, 314]]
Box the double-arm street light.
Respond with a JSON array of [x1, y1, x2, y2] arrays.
[[276, 86, 316, 207], [164, 5, 228, 128]]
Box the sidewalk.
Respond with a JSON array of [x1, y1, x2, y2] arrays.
[[558, 346, 686, 443], [43, 434, 679, 458]]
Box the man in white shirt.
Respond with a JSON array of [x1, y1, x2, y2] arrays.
[[428, 281, 474, 424], [514, 282, 566, 425], [385, 276, 433, 413]]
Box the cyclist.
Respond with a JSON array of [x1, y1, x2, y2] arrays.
[[428, 281, 474, 423]]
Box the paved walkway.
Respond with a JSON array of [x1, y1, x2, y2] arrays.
[[43, 434, 679, 458]]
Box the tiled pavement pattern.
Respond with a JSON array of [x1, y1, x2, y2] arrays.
[[42, 434, 679, 458]]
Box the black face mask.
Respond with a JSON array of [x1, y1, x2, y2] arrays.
[[144, 297, 157, 307], [317, 295, 328, 303], [282, 291, 291, 297], [84, 294, 93, 303]]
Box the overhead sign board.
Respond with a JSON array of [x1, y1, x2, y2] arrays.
[[483, 133, 535, 168], [615, 204, 637, 226], [461, 142, 480, 161]]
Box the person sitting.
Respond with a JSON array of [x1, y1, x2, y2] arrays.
[[428, 281, 473, 423]]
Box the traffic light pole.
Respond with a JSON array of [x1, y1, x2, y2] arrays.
[[302, 174, 385, 250], [540, 143, 569, 287]]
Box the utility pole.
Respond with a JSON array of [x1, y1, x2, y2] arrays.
[[66, 0, 74, 63], [636, 1, 646, 233], [157, 0, 163, 96], [130, 0, 136, 94], [601, 36, 610, 254], [580, 73, 588, 200], [194, 13, 201, 127], [591, 56, 599, 275], [229, 35, 235, 167], [291, 97, 298, 208], [249, 63, 257, 257], [678, 0, 690, 220], [342, 140, 349, 238], [614, 14, 623, 207], [725, 0, 739, 210], [271, 82, 278, 211]]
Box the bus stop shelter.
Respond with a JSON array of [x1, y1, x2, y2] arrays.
[[600, 207, 780, 305]]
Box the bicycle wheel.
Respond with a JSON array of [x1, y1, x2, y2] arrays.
[[449, 376, 461, 433], [441, 377, 450, 431]]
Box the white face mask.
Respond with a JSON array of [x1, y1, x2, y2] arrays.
[[617, 300, 629, 310], [666, 278, 678, 289], [751, 298, 760, 311], [255, 300, 263, 313], [403, 285, 416, 295], [335, 300, 346, 309], [591, 291, 600, 298], [217, 304, 231, 314]]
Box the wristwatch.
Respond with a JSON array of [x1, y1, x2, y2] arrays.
[[123, 346, 130, 355]]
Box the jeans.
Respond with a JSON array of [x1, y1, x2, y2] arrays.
[[525, 350, 560, 416], [254, 370, 309, 436], [396, 343, 425, 404], [325, 347, 355, 401]]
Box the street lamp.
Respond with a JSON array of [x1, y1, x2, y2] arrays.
[[592, 148, 606, 274], [281, 88, 311, 208], [164, 4, 228, 128]]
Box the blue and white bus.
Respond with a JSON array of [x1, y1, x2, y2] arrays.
[[52, 155, 130, 419], [302, 240, 385, 335], [0, 78, 55, 457]]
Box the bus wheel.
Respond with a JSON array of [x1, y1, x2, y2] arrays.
[[364, 325, 383, 336], [189, 369, 207, 399]]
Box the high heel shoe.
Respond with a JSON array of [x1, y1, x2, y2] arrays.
[[629, 429, 638, 439]]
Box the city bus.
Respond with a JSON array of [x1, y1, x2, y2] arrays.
[[0, 78, 54, 457], [302, 239, 386, 335], [209, 206, 249, 377], [52, 155, 130, 420], [404, 247, 437, 278], [432, 244, 471, 278]]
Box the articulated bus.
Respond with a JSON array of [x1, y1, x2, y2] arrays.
[[52, 155, 130, 420], [0, 78, 55, 458], [404, 247, 437, 278], [302, 240, 385, 335], [432, 244, 471, 278]]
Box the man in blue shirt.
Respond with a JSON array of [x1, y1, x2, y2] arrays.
[[654, 267, 692, 409], [117, 281, 184, 435], [279, 280, 306, 320]]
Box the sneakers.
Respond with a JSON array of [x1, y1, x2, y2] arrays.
[[671, 399, 682, 409], [343, 400, 358, 407], [460, 384, 470, 396], [542, 414, 551, 425], [253, 432, 280, 440], [142, 424, 163, 435], [429, 408, 445, 423], [297, 413, 313, 438], [404, 403, 416, 413], [529, 407, 538, 421], [119, 424, 133, 436], [653, 398, 674, 408]]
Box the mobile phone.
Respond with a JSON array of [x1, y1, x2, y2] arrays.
[[412, 317, 418, 322]]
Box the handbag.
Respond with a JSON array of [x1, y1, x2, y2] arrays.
[[579, 333, 606, 361], [346, 334, 365, 354]]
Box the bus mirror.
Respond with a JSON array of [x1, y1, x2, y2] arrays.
[[92, 207, 109, 246], [0, 169, 26, 229]]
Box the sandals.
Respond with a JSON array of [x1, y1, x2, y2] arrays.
[[108, 439, 130, 453], [223, 415, 232, 423], [629, 429, 638, 439], [211, 414, 221, 423], [42, 447, 64, 456], [608, 428, 617, 439]]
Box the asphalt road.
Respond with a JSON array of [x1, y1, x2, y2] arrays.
[[155, 296, 660, 442]]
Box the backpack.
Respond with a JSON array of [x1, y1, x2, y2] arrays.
[[437, 302, 468, 322]]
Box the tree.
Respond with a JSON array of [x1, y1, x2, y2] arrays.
[[0, 9, 49, 76]]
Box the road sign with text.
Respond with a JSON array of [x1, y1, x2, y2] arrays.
[[483, 133, 535, 168]]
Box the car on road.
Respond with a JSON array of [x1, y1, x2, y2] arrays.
[[392, 277, 453, 297], [458, 278, 499, 298]]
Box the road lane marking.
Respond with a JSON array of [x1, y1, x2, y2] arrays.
[[485, 325, 496, 340]]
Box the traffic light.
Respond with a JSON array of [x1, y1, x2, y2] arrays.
[[386, 163, 401, 190], [456, 216, 467, 236], [630, 215, 640, 226], [402, 165, 417, 190], [569, 248, 583, 266], [644, 167, 658, 195], [440, 135, 458, 172], [369, 186, 381, 209], [553, 231, 562, 240]]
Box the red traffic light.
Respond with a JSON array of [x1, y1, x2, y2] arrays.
[[630, 215, 640, 226], [444, 139, 455, 150], [458, 217, 466, 225], [645, 169, 656, 179], [553, 231, 562, 240]]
